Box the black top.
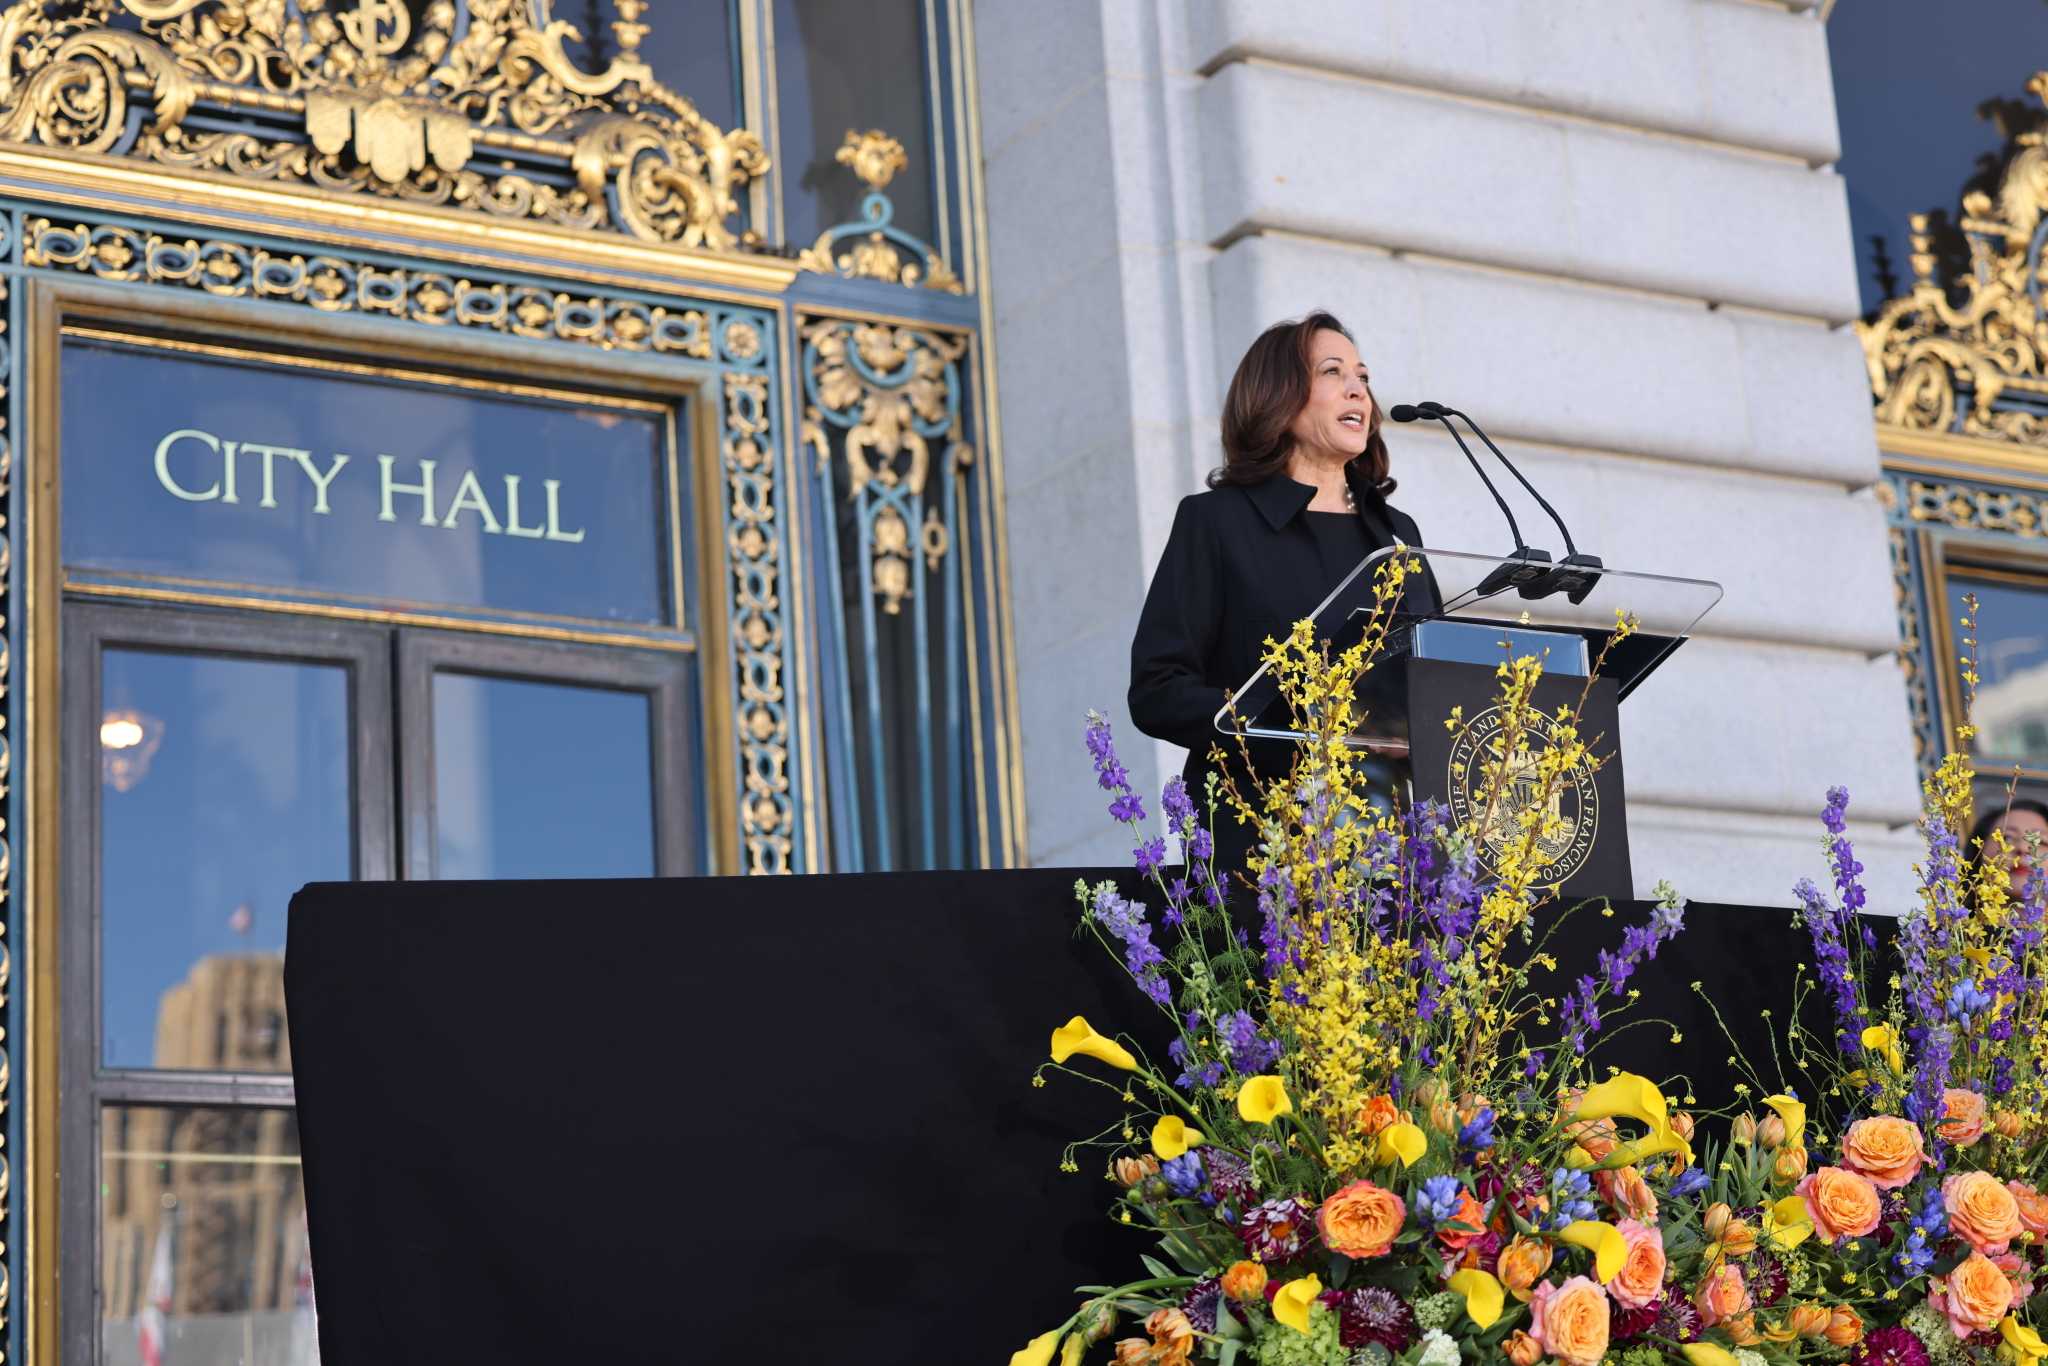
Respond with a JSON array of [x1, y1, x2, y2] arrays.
[[1127, 466, 1440, 868]]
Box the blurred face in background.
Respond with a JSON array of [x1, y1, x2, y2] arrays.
[[1990, 806, 2048, 888]]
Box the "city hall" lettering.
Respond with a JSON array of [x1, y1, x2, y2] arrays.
[[151, 427, 587, 543]]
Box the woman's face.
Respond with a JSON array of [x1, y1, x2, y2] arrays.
[[1992, 807, 2048, 887], [1286, 329, 1374, 465]]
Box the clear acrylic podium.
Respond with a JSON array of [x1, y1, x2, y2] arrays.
[[1212, 545, 1723, 896]]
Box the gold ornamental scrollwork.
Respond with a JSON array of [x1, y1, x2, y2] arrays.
[[0, 0, 767, 249], [1860, 71, 2048, 448], [800, 315, 969, 615], [795, 130, 964, 293]]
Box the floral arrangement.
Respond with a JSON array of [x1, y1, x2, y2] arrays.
[[1010, 580, 2048, 1366]]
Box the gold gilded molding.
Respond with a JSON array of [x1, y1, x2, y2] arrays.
[[720, 369, 794, 874], [795, 130, 963, 293], [0, 0, 768, 251], [1860, 72, 2048, 445]]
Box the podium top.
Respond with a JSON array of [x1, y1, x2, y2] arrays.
[[1218, 544, 1722, 746]]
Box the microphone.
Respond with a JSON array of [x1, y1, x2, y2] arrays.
[[1423, 404, 1604, 604], [1389, 403, 1552, 598]]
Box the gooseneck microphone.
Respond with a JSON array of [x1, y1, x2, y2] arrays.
[[1422, 404, 1605, 604], [1389, 402, 1553, 597]]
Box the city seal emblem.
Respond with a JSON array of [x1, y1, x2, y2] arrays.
[[1444, 704, 1600, 883]]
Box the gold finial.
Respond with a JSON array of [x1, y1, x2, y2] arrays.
[[612, 0, 648, 59], [836, 129, 908, 191]]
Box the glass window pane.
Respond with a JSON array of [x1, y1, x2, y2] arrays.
[[555, 0, 741, 133], [99, 1105, 314, 1365], [433, 673, 655, 878], [1950, 573, 2048, 769], [101, 651, 352, 1072], [773, 0, 937, 250], [61, 333, 678, 629]]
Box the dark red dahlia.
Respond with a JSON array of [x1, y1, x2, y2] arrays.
[[1180, 1276, 1220, 1334], [1748, 1251, 1789, 1307], [1462, 1228, 1505, 1274], [1850, 1325, 1932, 1366], [1239, 1196, 1315, 1263], [1610, 1298, 1663, 1342], [1477, 1161, 1545, 1215], [1656, 1297, 1704, 1344], [1338, 1286, 1417, 1353], [1205, 1149, 1257, 1210]]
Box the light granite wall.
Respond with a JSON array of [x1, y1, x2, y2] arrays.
[[974, 0, 1923, 907]]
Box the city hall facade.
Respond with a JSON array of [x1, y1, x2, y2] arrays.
[[0, 0, 2044, 1363]]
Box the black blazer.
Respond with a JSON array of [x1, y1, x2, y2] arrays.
[[1127, 465, 1440, 845]]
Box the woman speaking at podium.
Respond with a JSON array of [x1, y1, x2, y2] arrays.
[[1128, 311, 1439, 878]]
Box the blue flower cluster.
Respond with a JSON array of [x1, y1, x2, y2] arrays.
[[1547, 1167, 1596, 1229], [1892, 1184, 1946, 1281], [1412, 1174, 1464, 1226]]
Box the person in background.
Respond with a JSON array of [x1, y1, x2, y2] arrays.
[[1970, 796, 2048, 892]]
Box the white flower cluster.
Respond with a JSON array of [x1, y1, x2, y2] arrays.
[[1416, 1328, 1460, 1366]]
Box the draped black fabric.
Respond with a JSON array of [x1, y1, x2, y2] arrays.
[[286, 872, 1852, 1366]]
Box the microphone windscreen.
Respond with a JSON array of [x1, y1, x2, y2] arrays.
[[1388, 404, 1423, 422]]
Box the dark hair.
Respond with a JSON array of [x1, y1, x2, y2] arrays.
[[1970, 797, 2048, 850], [1209, 311, 1393, 496]]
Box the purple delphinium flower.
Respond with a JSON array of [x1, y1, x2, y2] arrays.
[[1134, 835, 1167, 877], [1160, 1151, 1205, 1197], [1412, 1174, 1464, 1226], [1903, 814, 1966, 1124], [1161, 776, 1194, 827], [1091, 889, 1170, 1007], [1219, 1009, 1281, 1075], [1457, 1107, 1496, 1158], [1891, 1185, 1944, 1281], [1669, 1166, 1710, 1199]]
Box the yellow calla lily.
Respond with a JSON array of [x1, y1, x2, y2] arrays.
[[1680, 1344, 1741, 1366], [1764, 1195, 1813, 1251], [1862, 1024, 1906, 1074], [1238, 1075, 1292, 1124], [1762, 1094, 1807, 1151], [1559, 1220, 1627, 1282], [1601, 1130, 1690, 1169], [1447, 1269, 1505, 1330], [1059, 1332, 1086, 1366], [1151, 1115, 1205, 1161], [1049, 1016, 1137, 1072], [2002, 1317, 2048, 1360], [1572, 1072, 1670, 1132], [1010, 1330, 1061, 1366], [1273, 1275, 1323, 1334], [1377, 1121, 1427, 1168], [1562, 1144, 1596, 1171]]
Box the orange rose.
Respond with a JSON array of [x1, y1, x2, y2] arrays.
[[1356, 1095, 1400, 1137], [1695, 1263, 1752, 1328], [1944, 1170, 2023, 1255], [1840, 1115, 1928, 1190], [1607, 1218, 1667, 1310], [2011, 1181, 2048, 1239], [1530, 1276, 1611, 1366], [1220, 1260, 1267, 1303], [1941, 1087, 1988, 1147], [1827, 1305, 1865, 1348], [1436, 1189, 1488, 1251], [1595, 1166, 1659, 1223], [1316, 1179, 1405, 1259], [1503, 1330, 1543, 1366], [1795, 1166, 1882, 1240], [1497, 1235, 1554, 1302], [1941, 1252, 2014, 1337]]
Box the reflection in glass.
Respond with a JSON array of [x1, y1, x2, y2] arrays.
[[1952, 574, 2048, 769], [99, 1105, 313, 1366], [1827, 6, 2048, 317], [433, 672, 655, 878], [772, 0, 936, 250], [100, 651, 351, 1072]]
